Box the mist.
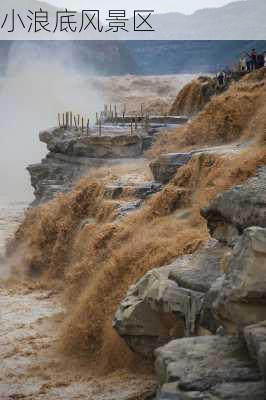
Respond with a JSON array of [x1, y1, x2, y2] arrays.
[[0, 42, 105, 203]]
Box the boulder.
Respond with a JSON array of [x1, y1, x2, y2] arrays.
[[212, 227, 266, 332], [113, 242, 225, 356], [155, 336, 264, 399], [201, 167, 266, 245], [245, 321, 266, 379]]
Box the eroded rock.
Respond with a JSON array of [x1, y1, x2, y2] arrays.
[[113, 242, 224, 356], [155, 336, 264, 399], [245, 321, 266, 379], [202, 167, 266, 245], [211, 227, 266, 332], [40, 128, 144, 158], [150, 153, 192, 184]]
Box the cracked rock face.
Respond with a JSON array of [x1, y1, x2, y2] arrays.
[[113, 242, 224, 356], [245, 321, 266, 380], [155, 336, 264, 400], [212, 227, 266, 331], [201, 167, 266, 245], [28, 128, 155, 206], [150, 153, 192, 184], [40, 129, 145, 159]]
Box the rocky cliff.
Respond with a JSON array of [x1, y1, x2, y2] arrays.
[[114, 166, 266, 398], [28, 127, 150, 206]]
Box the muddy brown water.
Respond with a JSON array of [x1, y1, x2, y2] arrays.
[[0, 197, 156, 399]]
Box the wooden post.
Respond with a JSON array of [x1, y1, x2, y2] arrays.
[[114, 104, 117, 119], [122, 104, 126, 120], [135, 115, 138, 131], [145, 114, 149, 132], [82, 117, 84, 133], [140, 103, 144, 117], [87, 119, 90, 135], [58, 113, 61, 128], [99, 119, 102, 136], [62, 113, 65, 129], [77, 114, 80, 128], [74, 116, 77, 129], [70, 112, 73, 129]]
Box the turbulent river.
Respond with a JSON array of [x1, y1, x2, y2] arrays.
[[0, 67, 195, 398], [0, 200, 156, 400]]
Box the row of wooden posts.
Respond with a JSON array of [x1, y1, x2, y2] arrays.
[[57, 107, 151, 136], [102, 103, 145, 120], [58, 112, 93, 135]]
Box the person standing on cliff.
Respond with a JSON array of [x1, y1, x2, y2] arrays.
[[239, 54, 247, 71], [247, 49, 257, 71], [257, 52, 265, 69]]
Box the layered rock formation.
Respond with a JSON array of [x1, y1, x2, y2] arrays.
[[114, 167, 266, 399], [155, 336, 264, 399], [113, 241, 224, 355], [202, 167, 266, 245], [28, 128, 153, 206]]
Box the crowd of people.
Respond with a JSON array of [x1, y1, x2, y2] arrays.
[[215, 49, 266, 91], [239, 49, 266, 72]]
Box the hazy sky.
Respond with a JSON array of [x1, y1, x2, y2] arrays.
[[46, 0, 238, 16]]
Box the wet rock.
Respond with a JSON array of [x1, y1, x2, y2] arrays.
[[113, 242, 224, 355], [27, 152, 114, 206], [29, 127, 159, 205], [212, 227, 266, 332], [155, 336, 264, 399], [105, 182, 162, 200], [158, 381, 265, 400], [134, 182, 163, 199], [104, 185, 124, 199], [169, 241, 225, 293], [210, 381, 265, 400], [150, 153, 192, 184], [150, 143, 248, 184], [245, 321, 266, 379], [40, 128, 144, 158], [201, 167, 266, 245], [222, 227, 266, 301], [116, 200, 143, 219]]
